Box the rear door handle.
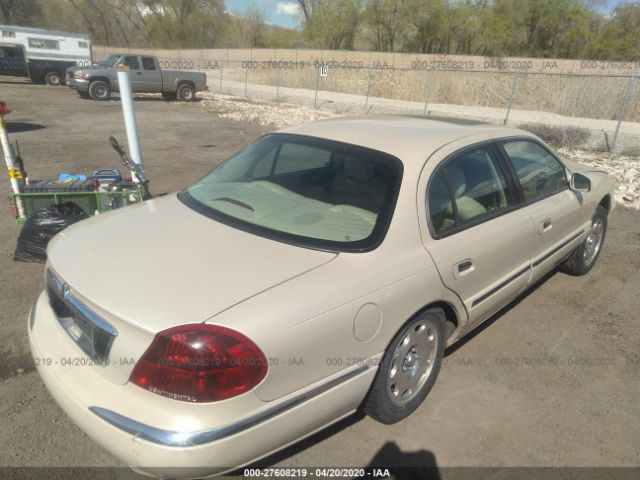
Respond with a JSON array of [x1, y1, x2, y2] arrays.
[[541, 218, 553, 233], [453, 259, 474, 279]]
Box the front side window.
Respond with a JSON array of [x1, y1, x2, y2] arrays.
[[429, 145, 512, 236], [101, 54, 120, 67], [502, 140, 568, 201], [28, 38, 59, 50], [2, 31, 16, 38], [181, 134, 403, 251], [78, 41, 88, 49]]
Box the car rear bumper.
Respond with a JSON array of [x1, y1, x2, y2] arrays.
[[29, 291, 374, 477]]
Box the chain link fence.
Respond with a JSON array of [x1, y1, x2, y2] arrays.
[[94, 47, 640, 155]]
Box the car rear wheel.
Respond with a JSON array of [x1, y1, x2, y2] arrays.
[[561, 205, 608, 276], [45, 71, 62, 86], [89, 81, 111, 101], [364, 308, 446, 424], [177, 83, 195, 102]]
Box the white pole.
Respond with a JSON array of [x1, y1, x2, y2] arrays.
[[116, 70, 145, 182], [0, 113, 26, 218]]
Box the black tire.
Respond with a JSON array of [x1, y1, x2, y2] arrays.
[[561, 205, 608, 276], [364, 308, 446, 424], [45, 71, 62, 86], [176, 83, 195, 102], [162, 92, 177, 101], [88, 80, 111, 101]]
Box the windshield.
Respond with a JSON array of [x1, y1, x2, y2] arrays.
[[100, 54, 120, 67], [180, 134, 403, 251]]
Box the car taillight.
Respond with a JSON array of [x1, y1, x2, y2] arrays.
[[129, 324, 268, 403]]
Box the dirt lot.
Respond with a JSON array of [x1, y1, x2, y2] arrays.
[[0, 80, 639, 478]]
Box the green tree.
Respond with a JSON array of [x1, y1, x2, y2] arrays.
[[299, 0, 360, 49], [0, 0, 42, 26], [364, 0, 411, 51]]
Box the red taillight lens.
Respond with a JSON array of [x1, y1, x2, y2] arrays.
[[129, 324, 268, 403]]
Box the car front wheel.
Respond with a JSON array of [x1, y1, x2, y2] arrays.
[[364, 308, 446, 424], [561, 205, 608, 276], [89, 81, 111, 101]]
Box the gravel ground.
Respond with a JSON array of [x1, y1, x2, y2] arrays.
[[1, 80, 639, 478], [558, 148, 640, 210]]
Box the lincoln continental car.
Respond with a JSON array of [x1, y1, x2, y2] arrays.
[[29, 116, 615, 477]]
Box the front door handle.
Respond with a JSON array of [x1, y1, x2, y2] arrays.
[[541, 218, 553, 233]]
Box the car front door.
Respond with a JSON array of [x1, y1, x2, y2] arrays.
[[498, 139, 587, 283], [419, 139, 536, 328], [119, 55, 143, 90]]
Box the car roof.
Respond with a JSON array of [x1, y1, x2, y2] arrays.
[[280, 115, 532, 162]]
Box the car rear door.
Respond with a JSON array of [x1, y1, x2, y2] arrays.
[[140, 56, 162, 92], [497, 139, 588, 283], [419, 139, 535, 328]]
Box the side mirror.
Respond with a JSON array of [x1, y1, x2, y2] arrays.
[[570, 172, 591, 192]]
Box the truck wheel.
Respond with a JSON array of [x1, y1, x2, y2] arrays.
[[162, 92, 177, 101], [89, 81, 111, 101], [45, 71, 62, 86], [177, 83, 195, 102]]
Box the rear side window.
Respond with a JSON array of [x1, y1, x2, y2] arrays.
[[429, 146, 512, 236], [142, 57, 156, 70], [122, 56, 140, 70], [28, 38, 59, 50], [78, 41, 88, 49], [502, 140, 568, 202]]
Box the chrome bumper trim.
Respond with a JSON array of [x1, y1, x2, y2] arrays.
[[90, 364, 368, 447]]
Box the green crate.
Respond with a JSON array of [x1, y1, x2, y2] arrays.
[[10, 188, 144, 224]]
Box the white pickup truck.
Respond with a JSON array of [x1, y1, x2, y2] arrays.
[[66, 54, 207, 101]]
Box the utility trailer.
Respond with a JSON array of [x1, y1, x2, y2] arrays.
[[0, 25, 92, 86]]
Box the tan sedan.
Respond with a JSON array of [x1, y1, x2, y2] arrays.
[[29, 116, 615, 477]]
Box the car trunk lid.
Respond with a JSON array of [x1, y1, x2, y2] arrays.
[[46, 194, 337, 384]]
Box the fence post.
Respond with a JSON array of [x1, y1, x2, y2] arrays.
[[219, 65, 223, 93], [314, 65, 320, 109], [364, 65, 373, 111], [504, 71, 519, 125], [611, 68, 638, 155], [245, 67, 248, 97], [276, 66, 281, 101], [423, 66, 436, 114]]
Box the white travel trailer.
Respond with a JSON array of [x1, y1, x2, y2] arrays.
[[0, 25, 92, 85]]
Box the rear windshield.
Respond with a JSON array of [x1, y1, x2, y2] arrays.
[[180, 134, 403, 252]]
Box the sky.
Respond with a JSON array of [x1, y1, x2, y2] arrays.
[[225, 0, 626, 30]]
